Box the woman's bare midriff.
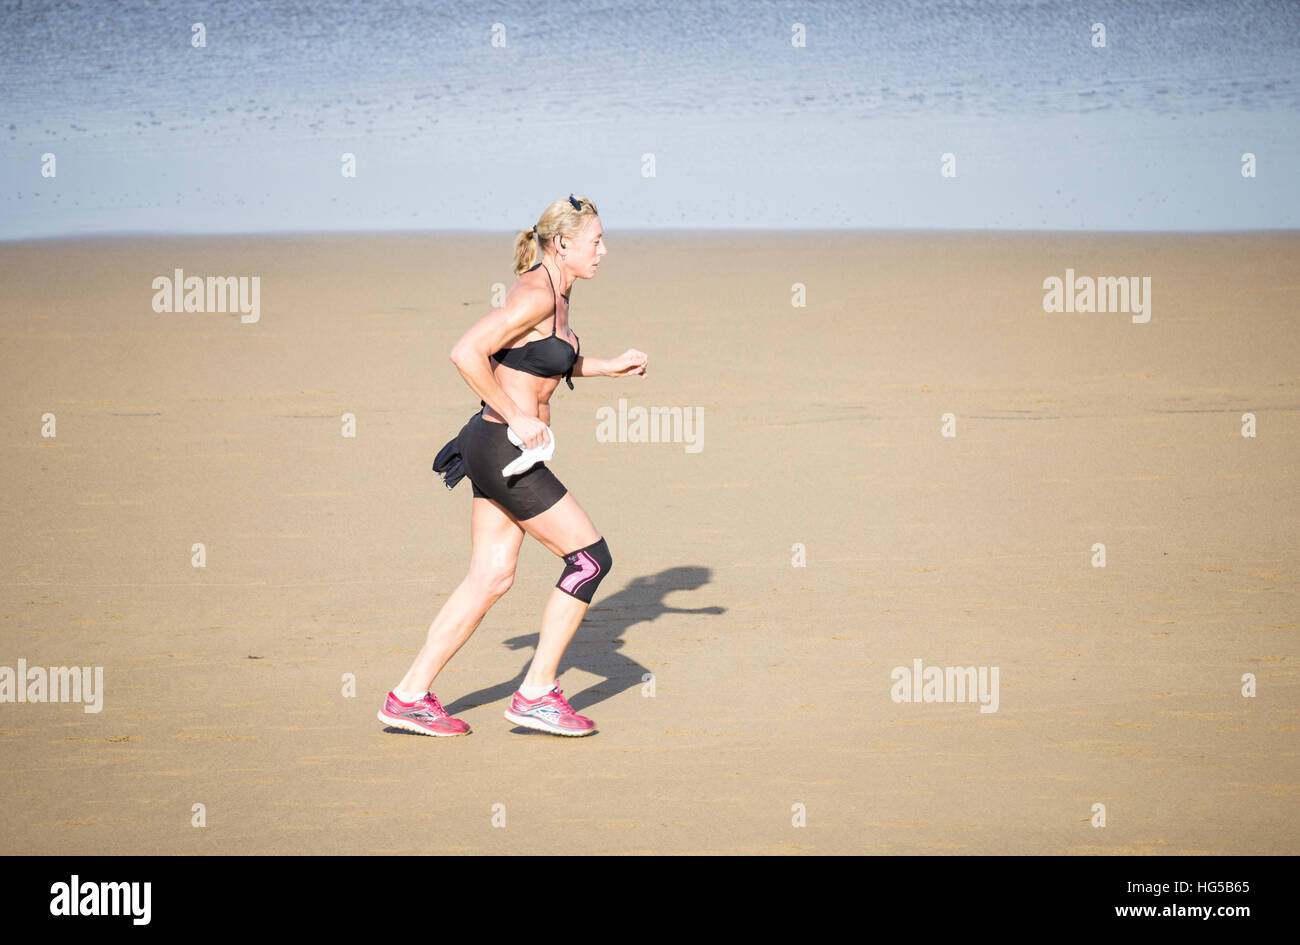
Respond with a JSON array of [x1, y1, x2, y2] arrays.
[[480, 358, 562, 429]]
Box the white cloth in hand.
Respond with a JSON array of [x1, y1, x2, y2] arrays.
[[502, 424, 556, 477]]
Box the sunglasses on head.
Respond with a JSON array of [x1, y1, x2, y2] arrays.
[[568, 194, 581, 211]]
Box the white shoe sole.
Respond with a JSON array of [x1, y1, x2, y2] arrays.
[[504, 708, 596, 736]]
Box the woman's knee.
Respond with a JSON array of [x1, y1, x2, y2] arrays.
[[467, 560, 516, 598], [555, 536, 612, 603]]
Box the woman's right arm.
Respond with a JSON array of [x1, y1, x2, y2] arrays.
[[448, 281, 552, 447]]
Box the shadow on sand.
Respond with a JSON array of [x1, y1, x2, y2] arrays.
[[445, 565, 724, 720]]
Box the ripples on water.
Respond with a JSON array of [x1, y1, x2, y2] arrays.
[[4, 0, 1295, 145], [1, 0, 1296, 233]]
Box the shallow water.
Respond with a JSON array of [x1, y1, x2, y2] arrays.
[[1, 0, 1297, 236]]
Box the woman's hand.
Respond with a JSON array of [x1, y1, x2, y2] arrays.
[[507, 413, 552, 451], [606, 349, 648, 378]]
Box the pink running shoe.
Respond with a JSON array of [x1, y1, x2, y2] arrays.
[[378, 690, 470, 737], [505, 684, 596, 736]]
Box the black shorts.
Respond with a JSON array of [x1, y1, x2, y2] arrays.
[[455, 411, 568, 520]]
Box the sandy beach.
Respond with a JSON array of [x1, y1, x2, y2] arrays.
[[1, 230, 1296, 855]]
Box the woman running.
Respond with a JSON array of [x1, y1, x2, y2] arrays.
[[379, 194, 648, 737]]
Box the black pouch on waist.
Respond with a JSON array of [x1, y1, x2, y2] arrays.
[[432, 435, 466, 489]]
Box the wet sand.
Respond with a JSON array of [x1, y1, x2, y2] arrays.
[[1, 230, 1297, 854]]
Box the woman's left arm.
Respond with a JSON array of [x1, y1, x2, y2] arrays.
[[574, 349, 648, 379], [570, 355, 607, 378]]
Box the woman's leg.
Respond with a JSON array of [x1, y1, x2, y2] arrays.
[[396, 495, 525, 694], [513, 492, 604, 689]]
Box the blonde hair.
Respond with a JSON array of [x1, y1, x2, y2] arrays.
[[513, 194, 599, 275]]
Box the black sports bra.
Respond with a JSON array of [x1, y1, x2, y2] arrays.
[[490, 262, 580, 389]]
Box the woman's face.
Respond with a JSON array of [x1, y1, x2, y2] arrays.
[[562, 216, 607, 278]]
